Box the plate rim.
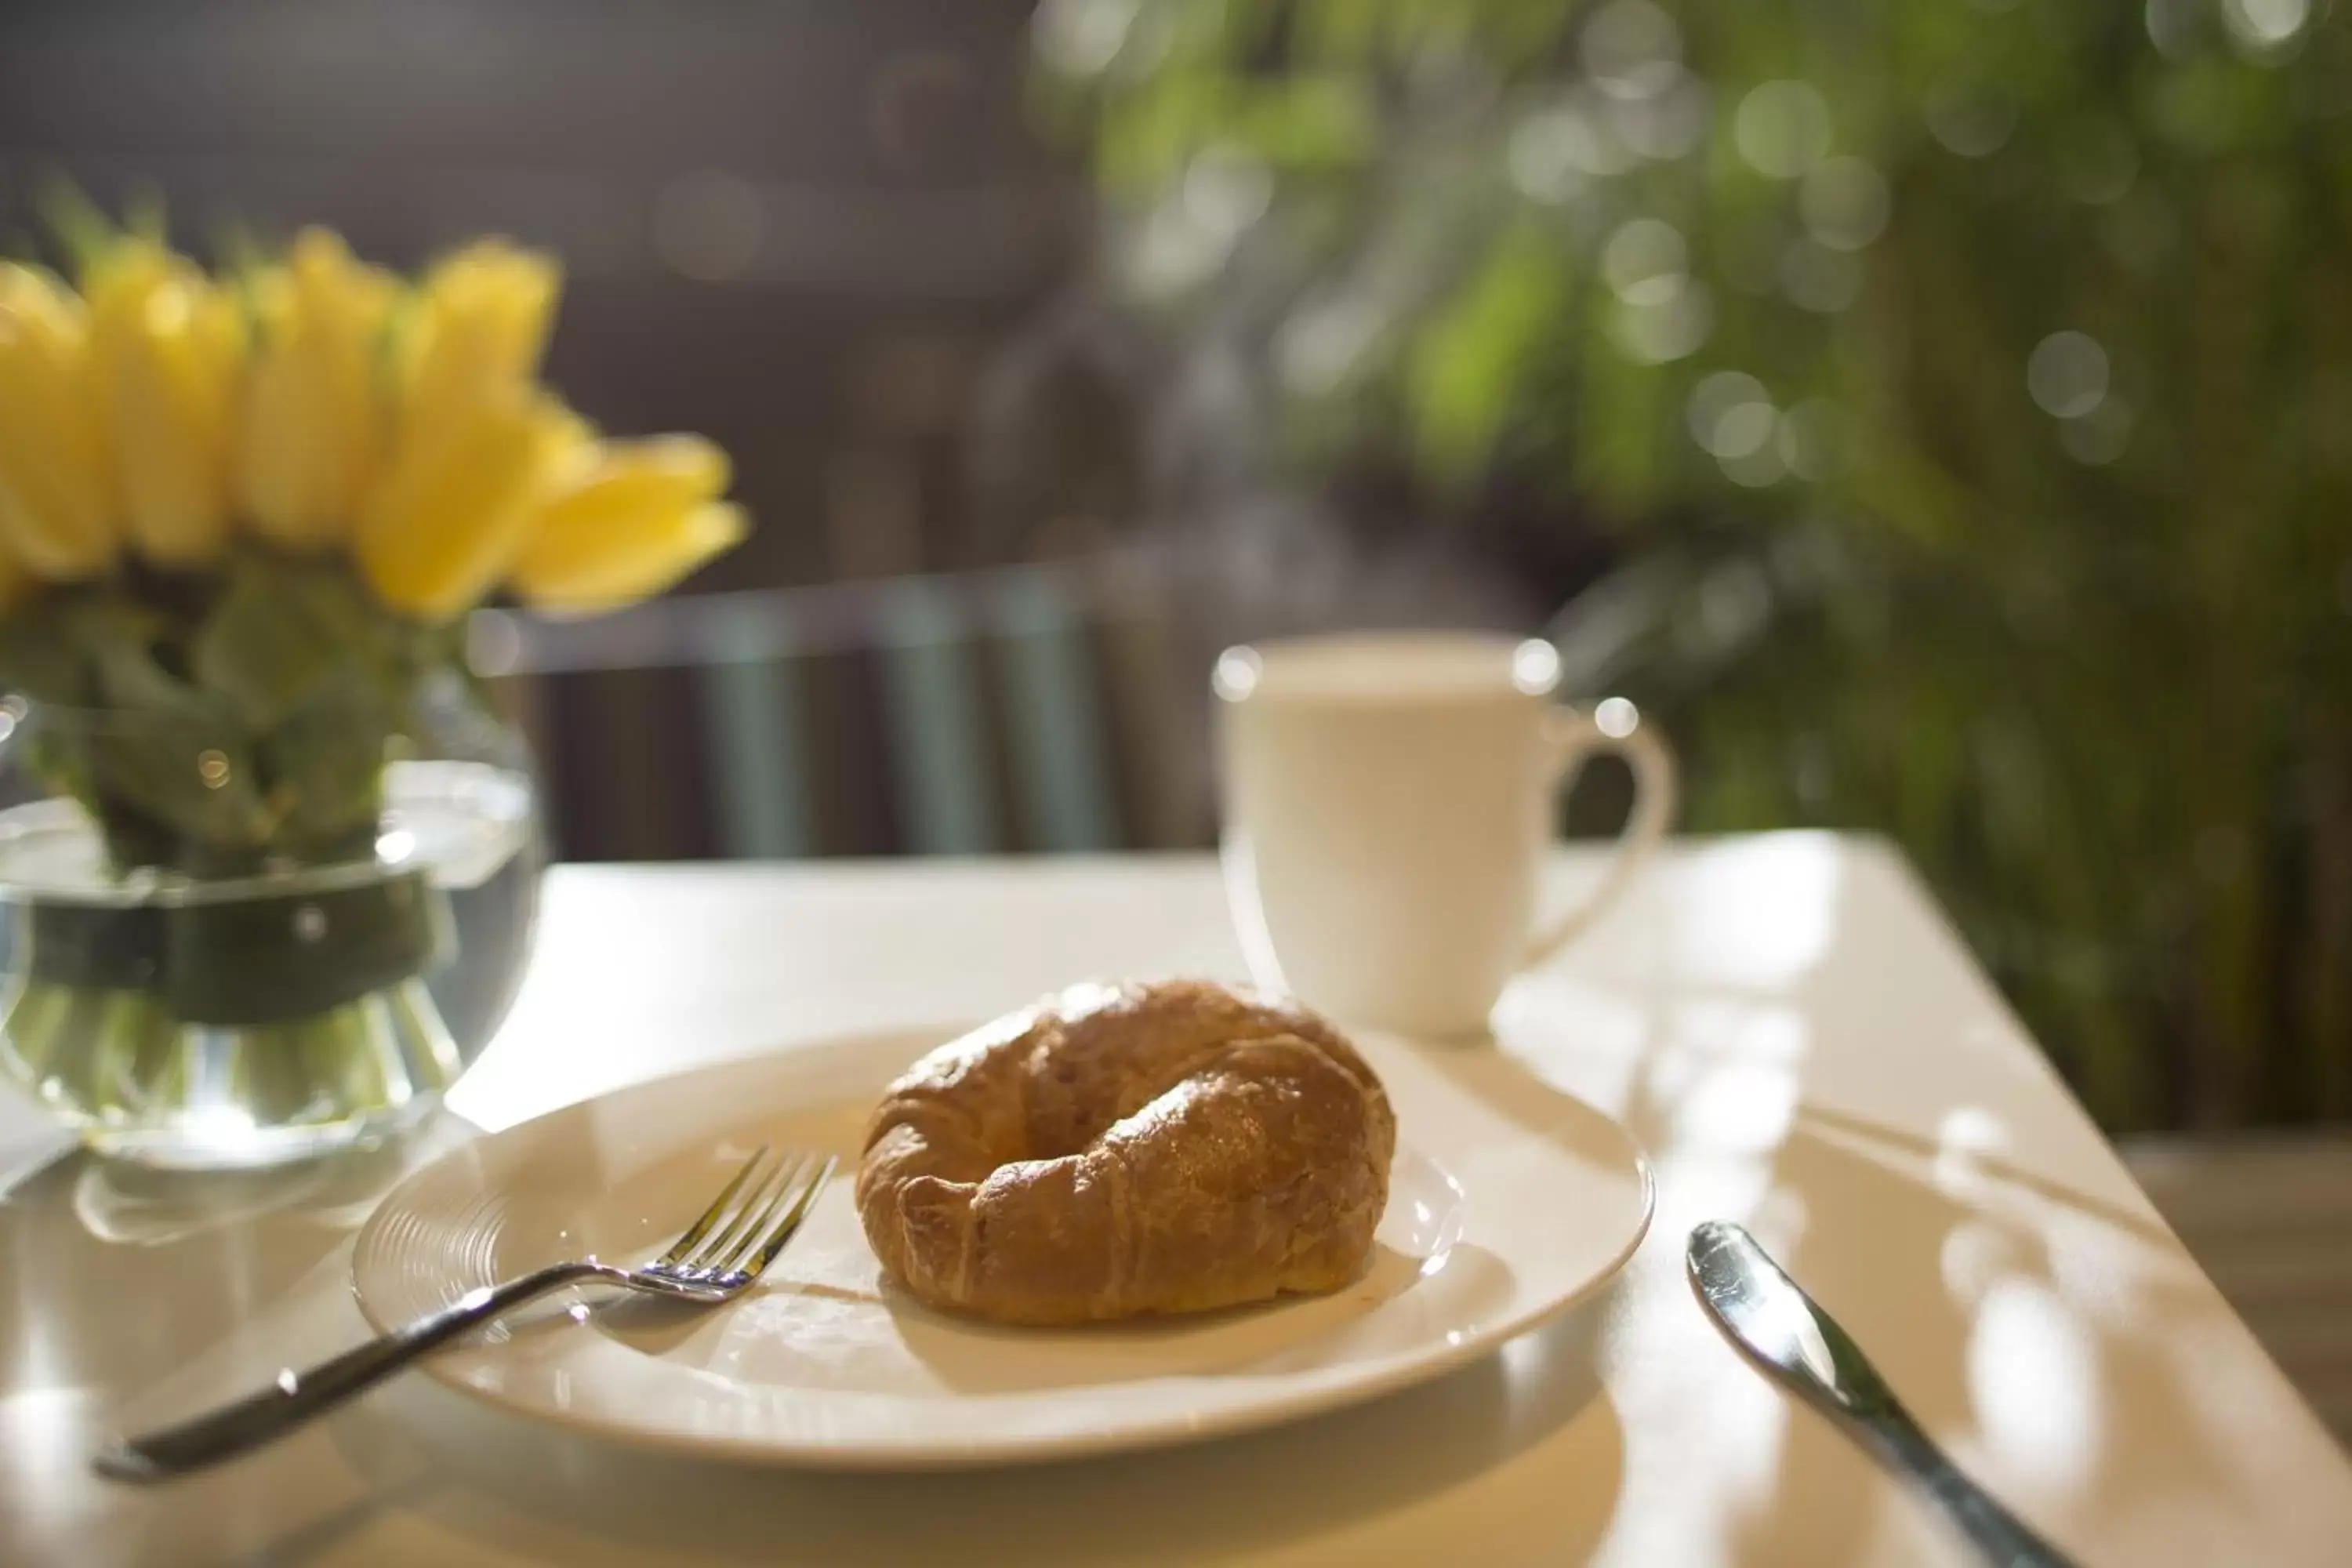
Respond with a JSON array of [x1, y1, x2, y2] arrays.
[[352, 1025, 1655, 1472]]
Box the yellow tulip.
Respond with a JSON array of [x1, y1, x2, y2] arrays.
[[0, 263, 118, 579], [85, 242, 243, 568], [356, 392, 579, 620], [510, 436, 743, 612], [396, 239, 560, 460], [238, 229, 398, 549]]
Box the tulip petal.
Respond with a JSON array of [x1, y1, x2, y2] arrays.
[[507, 434, 729, 583], [357, 395, 573, 620], [397, 239, 561, 461], [86, 245, 241, 568], [0, 265, 118, 579], [238, 230, 398, 548], [515, 501, 746, 615]]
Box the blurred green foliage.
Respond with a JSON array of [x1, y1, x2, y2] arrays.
[[1036, 0, 2352, 1129]]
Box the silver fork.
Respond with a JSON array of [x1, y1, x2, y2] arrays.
[[93, 1146, 837, 1483]]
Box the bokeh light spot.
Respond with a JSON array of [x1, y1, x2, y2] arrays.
[[1609, 283, 1714, 363], [1926, 85, 2017, 158], [1734, 81, 1833, 178], [1799, 157, 1891, 251], [1031, 0, 1138, 76], [1603, 218, 1690, 306], [2223, 0, 2310, 53], [1689, 372, 1772, 456], [2027, 331, 2110, 419], [1582, 1, 1684, 100]]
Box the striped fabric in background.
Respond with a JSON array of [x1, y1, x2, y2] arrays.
[[482, 550, 1206, 862]]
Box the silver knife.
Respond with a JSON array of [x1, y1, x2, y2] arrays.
[[1687, 1221, 2081, 1568]]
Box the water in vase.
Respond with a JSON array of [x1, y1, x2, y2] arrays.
[[0, 760, 539, 1168]]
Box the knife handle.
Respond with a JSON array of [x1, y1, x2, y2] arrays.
[[1857, 1407, 2078, 1568]]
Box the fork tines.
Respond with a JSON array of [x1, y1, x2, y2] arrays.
[[660, 1146, 836, 1284]]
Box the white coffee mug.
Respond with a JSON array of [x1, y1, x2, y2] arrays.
[[1215, 632, 1676, 1038]]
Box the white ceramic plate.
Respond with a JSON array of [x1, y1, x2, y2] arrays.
[[351, 1026, 1652, 1470]]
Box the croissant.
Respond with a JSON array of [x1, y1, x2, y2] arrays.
[[855, 979, 1396, 1325]]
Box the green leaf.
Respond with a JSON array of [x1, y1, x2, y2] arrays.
[[69, 596, 194, 712], [80, 723, 273, 864], [20, 598, 274, 863], [192, 554, 379, 730], [0, 593, 96, 705], [260, 666, 395, 859], [35, 177, 118, 275]]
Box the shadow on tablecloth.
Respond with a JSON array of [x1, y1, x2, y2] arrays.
[[292, 1281, 1625, 1566]]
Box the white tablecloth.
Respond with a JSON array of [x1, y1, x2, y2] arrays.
[[4, 836, 2348, 1566]]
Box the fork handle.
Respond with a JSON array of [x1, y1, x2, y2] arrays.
[[93, 1259, 604, 1483]]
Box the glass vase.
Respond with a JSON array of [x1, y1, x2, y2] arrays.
[[0, 674, 542, 1169]]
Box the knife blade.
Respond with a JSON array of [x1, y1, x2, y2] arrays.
[[1687, 1220, 2080, 1568]]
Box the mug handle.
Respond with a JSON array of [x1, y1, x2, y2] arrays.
[[1523, 702, 1678, 970]]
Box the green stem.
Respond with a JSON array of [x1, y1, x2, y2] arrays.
[[125, 996, 186, 1110], [45, 989, 116, 1112], [227, 1022, 318, 1127], [303, 1000, 396, 1122], [1, 980, 74, 1083], [389, 978, 464, 1093]]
